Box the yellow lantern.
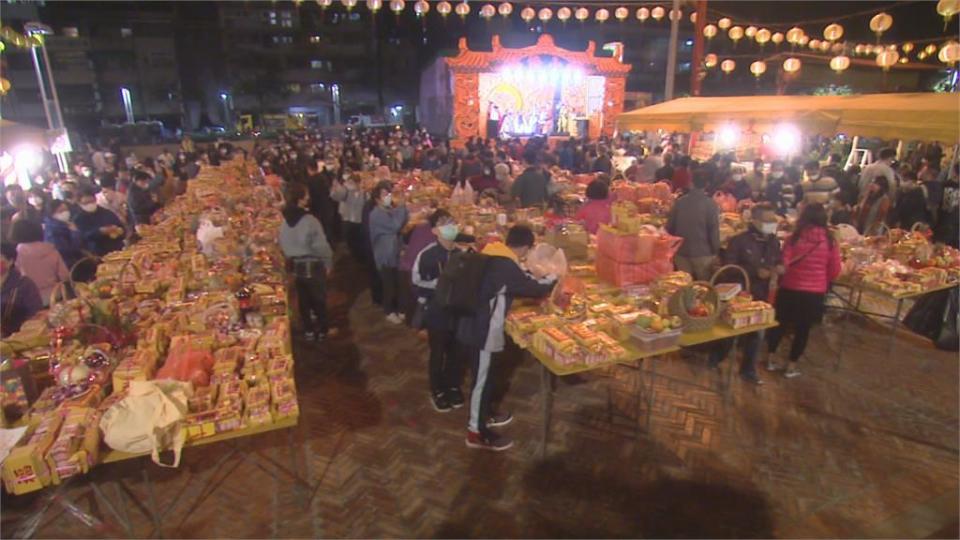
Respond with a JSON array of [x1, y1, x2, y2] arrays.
[[690, 12, 697, 24], [498, 2, 512, 17], [786, 27, 804, 45], [704, 53, 718, 68], [317, 0, 333, 8], [918, 51, 928, 60], [521, 6, 535, 22], [479, 3, 495, 19], [718, 17, 731, 30], [595, 8, 610, 22], [798, 35, 810, 47], [937, 0, 960, 25], [755, 28, 771, 46], [437, 1, 452, 16], [615, 7, 629, 21], [809, 39, 821, 50], [703, 24, 718, 39], [875, 49, 899, 70], [721, 59, 736, 74], [454, 1, 470, 17], [557, 7, 572, 22], [899, 56, 909, 64], [669, 9, 682, 22], [939, 40, 960, 65], [651, 6, 665, 21], [341, 0, 358, 9], [389, 0, 404, 14], [575, 7, 589, 21], [538, 7, 552, 21], [637, 7, 650, 21], [745, 26, 757, 38], [902, 42, 914, 53], [823, 23, 844, 42], [853, 44, 865, 55], [925, 43, 938, 55], [728, 26, 744, 43], [750, 60, 767, 77], [870, 13, 893, 36], [829, 55, 850, 73], [367, 0, 382, 11], [782, 57, 801, 73], [771, 32, 784, 45], [820, 41, 831, 53]]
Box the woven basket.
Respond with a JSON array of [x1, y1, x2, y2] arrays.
[[667, 281, 720, 333], [710, 264, 751, 298]]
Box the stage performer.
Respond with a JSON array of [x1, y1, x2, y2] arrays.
[[487, 103, 502, 140]]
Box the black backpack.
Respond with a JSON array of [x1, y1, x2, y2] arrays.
[[434, 251, 490, 315]]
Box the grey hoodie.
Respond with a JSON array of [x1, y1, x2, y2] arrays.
[[279, 207, 333, 269]]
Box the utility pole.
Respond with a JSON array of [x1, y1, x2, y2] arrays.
[[690, 0, 708, 96], [663, 0, 681, 100]]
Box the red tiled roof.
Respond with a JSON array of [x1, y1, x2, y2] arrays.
[[445, 34, 631, 76]]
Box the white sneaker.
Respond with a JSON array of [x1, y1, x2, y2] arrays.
[[386, 313, 402, 324], [784, 365, 802, 378], [766, 360, 783, 372]]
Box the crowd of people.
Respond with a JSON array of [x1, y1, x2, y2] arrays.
[[2, 124, 956, 451]]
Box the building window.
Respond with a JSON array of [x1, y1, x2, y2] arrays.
[[310, 60, 324, 69], [287, 83, 301, 94], [266, 10, 278, 25], [309, 35, 322, 44], [280, 11, 293, 27], [272, 36, 293, 45], [120, 27, 132, 38], [63, 27, 79, 38], [310, 83, 326, 93]]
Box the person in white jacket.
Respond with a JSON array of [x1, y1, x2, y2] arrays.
[[330, 172, 366, 262]]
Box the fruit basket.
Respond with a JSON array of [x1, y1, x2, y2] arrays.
[[667, 281, 720, 333]]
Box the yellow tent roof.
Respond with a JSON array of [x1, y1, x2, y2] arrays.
[[616, 93, 960, 142]]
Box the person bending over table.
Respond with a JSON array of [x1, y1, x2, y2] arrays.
[[709, 204, 783, 385]]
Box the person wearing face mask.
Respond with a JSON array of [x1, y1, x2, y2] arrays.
[[280, 182, 334, 341], [853, 176, 892, 236], [74, 189, 126, 258], [43, 199, 86, 272], [412, 210, 476, 411], [5, 185, 42, 228], [709, 204, 784, 385], [10, 219, 69, 306], [800, 160, 838, 207], [721, 166, 752, 201], [0, 242, 43, 337], [456, 225, 556, 451], [368, 182, 409, 324], [763, 161, 791, 215], [127, 171, 160, 229], [95, 174, 127, 225], [468, 162, 500, 193]]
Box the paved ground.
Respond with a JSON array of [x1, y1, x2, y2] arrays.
[[2, 251, 958, 538]]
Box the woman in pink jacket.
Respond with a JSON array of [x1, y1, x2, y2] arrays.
[[10, 220, 69, 307], [767, 203, 841, 378], [574, 180, 613, 234]]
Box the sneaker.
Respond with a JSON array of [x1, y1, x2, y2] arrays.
[[385, 313, 402, 324], [465, 430, 513, 452], [446, 388, 465, 409], [485, 411, 513, 428], [766, 360, 783, 372], [740, 373, 764, 385], [784, 365, 802, 378], [430, 392, 452, 413]]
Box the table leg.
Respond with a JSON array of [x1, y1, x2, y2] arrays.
[[142, 467, 163, 538], [539, 360, 554, 459], [726, 336, 738, 403], [644, 357, 656, 432], [835, 287, 856, 371], [90, 481, 133, 537], [888, 298, 903, 360]]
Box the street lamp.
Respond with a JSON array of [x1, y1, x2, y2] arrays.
[[24, 21, 69, 173], [219, 92, 232, 128], [120, 87, 134, 124]]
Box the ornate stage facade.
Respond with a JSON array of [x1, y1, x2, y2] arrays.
[[442, 35, 631, 144]]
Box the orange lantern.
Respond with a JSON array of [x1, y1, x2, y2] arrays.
[[939, 40, 960, 65], [651, 6, 665, 21], [785, 27, 804, 45], [819, 41, 832, 53], [823, 23, 844, 42], [498, 2, 512, 16], [668, 8, 682, 22], [745, 26, 757, 38], [829, 55, 850, 73], [615, 7, 629, 21], [782, 57, 801, 73], [703, 24, 718, 39], [875, 49, 899, 70], [809, 39, 821, 50], [437, 1, 452, 16], [704, 53, 718, 68], [717, 17, 731, 30], [938, 0, 960, 25], [538, 7, 552, 21], [870, 13, 893, 36], [690, 12, 697, 24], [367, 0, 382, 11], [575, 7, 589, 21], [798, 35, 810, 47], [389, 0, 404, 14], [721, 59, 736, 74], [902, 42, 915, 53], [728, 26, 744, 43], [318, 0, 334, 8], [520, 6, 535, 22], [636, 7, 650, 21], [595, 8, 610, 22], [557, 7, 571, 22], [755, 28, 771, 46], [771, 32, 784, 45], [749, 60, 767, 77], [341, 0, 358, 9]]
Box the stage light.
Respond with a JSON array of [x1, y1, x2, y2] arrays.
[[771, 124, 801, 157], [12, 144, 42, 176], [717, 125, 740, 148]]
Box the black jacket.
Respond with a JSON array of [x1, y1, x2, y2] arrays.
[[412, 242, 458, 331], [719, 225, 783, 301]]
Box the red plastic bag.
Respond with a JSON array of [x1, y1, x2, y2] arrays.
[[595, 253, 673, 286], [653, 233, 684, 260], [597, 225, 658, 263], [156, 347, 214, 388]]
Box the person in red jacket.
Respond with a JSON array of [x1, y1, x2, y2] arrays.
[[574, 180, 613, 234], [766, 203, 841, 378]]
